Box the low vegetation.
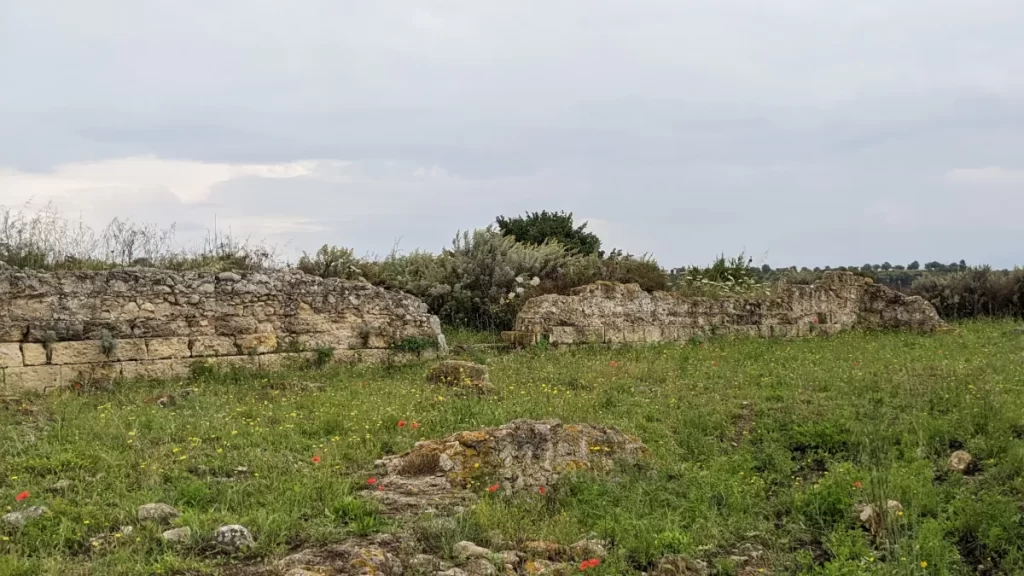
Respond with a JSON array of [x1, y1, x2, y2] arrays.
[[3, 321, 1024, 575]]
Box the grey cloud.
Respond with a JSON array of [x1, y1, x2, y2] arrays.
[[1, 0, 1023, 268]]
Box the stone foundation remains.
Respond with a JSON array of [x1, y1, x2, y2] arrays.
[[0, 266, 446, 392], [503, 271, 943, 347]]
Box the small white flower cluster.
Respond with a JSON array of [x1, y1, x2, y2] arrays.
[[505, 275, 541, 301]]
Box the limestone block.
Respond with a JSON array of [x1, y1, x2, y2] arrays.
[[258, 352, 313, 371], [20, 343, 48, 366], [0, 343, 22, 368], [63, 362, 120, 386], [236, 333, 277, 355], [121, 359, 193, 380], [4, 366, 63, 392], [146, 337, 191, 360], [643, 326, 663, 343], [189, 336, 238, 357], [215, 316, 259, 336], [50, 339, 147, 364], [549, 326, 577, 345]]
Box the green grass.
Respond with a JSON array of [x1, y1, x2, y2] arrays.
[[2, 320, 1024, 575]]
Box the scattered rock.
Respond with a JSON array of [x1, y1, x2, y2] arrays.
[[217, 272, 242, 282], [454, 541, 492, 559], [88, 526, 134, 549], [463, 558, 499, 576], [569, 539, 607, 560], [856, 500, 903, 536], [438, 569, 468, 576], [650, 555, 710, 575], [138, 503, 180, 523], [47, 479, 72, 494], [522, 541, 566, 560], [2, 506, 48, 528], [408, 553, 445, 572], [522, 559, 573, 575], [215, 524, 255, 551], [426, 360, 490, 390], [161, 527, 192, 543], [284, 570, 320, 576], [948, 450, 975, 474], [369, 419, 647, 515]]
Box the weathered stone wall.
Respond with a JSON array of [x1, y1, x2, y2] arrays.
[[0, 266, 446, 391], [503, 271, 943, 346]]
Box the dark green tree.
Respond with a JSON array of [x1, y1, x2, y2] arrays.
[[494, 210, 602, 256], [908, 261, 921, 270]]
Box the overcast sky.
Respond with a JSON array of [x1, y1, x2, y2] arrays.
[[2, 1, 1023, 268]]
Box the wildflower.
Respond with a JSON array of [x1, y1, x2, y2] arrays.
[[311, 455, 321, 464], [712, 361, 718, 367], [580, 558, 601, 570], [377, 485, 385, 491], [812, 317, 819, 324], [488, 483, 500, 493], [530, 276, 540, 286], [539, 486, 546, 495], [411, 422, 420, 430], [15, 491, 29, 502], [609, 361, 618, 368], [367, 477, 378, 486], [853, 481, 863, 489], [920, 561, 928, 568], [397, 420, 406, 428]]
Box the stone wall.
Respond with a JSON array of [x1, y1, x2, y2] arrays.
[[502, 271, 943, 346], [0, 266, 446, 391]]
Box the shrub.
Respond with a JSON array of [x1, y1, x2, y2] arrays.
[[310, 345, 335, 369], [908, 267, 1024, 319], [297, 244, 363, 279], [1, 203, 277, 272], [495, 210, 601, 256]]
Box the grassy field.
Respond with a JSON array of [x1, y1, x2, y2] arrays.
[[2, 321, 1024, 575]]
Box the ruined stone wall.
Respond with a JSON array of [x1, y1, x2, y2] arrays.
[[503, 271, 943, 346], [0, 266, 446, 391]]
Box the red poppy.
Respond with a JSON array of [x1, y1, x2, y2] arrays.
[[539, 486, 546, 495], [853, 480, 863, 489], [712, 361, 718, 367], [812, 317, 819, 324], [487, 483, 500, 493], [15, 491, 29, 502], [580, 558, 601, 570], [411, 422, 420, 430], [377, 485, 385, 491], [397, 420, 406, 428], [311, 455, 321, 464], [367, 477, 378, 485], [609, 361, 618, 368]]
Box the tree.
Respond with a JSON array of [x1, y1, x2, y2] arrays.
[[760, 264, 772, 273], [881, 262, 892, 270], [861, 263, 873, 272], [908, 261, 920, 270], [494, 210, 601, 256], [894, 264, 906, 271], [925, 261, 944, 271]]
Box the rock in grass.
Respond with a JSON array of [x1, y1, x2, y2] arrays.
[[161, 527, 192, 543], [215, 524, 255, 550], [138, 503, 180, 523], [454, 541, 492, 559], [426, 360, 489, 389], [948, 450, 975, 474], [2, 506, 48, 528], [47, 479, 72, 494], [462, 557, 499, 576]]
